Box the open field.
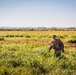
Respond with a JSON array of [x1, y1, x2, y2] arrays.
[[0, 30, 76, 75]]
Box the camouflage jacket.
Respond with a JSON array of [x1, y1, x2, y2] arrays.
[[49, 38, 64, 52]]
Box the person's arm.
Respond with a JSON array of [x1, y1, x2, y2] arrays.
[[49, 41, 53, 52], [49, 45, 52, 52]]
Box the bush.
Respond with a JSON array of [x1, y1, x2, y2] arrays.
[[25, 35, 31, 38], [67, 39, 76, 43], [9, 59, 23, 67], [58, 35, 64, 38], [0, 37, 4, 41], [6, 35, 14, 37]]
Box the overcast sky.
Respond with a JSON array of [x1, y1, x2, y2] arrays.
[[0, 0, 76, 27]]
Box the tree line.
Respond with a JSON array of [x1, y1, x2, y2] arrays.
[[0, 27, 76, 31]]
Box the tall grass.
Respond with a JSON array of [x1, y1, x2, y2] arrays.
[[0, 42, 76, 75]]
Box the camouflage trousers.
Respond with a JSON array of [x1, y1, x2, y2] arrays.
[[54, 49, 61, 57]]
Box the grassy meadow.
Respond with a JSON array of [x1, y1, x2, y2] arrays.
[[0, 30, 76, 75]]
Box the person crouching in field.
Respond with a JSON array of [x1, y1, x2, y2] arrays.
[[49, 35, 64, 57]]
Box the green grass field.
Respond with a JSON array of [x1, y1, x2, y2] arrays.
[[0, 31, 76, 75]]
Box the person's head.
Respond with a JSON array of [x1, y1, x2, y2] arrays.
[[52, 35, 57, 40]]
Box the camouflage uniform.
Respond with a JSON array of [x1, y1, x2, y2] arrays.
[[49, 38, 64, 57]]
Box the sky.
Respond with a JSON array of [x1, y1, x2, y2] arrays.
[[0, 0, 76, 28]]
